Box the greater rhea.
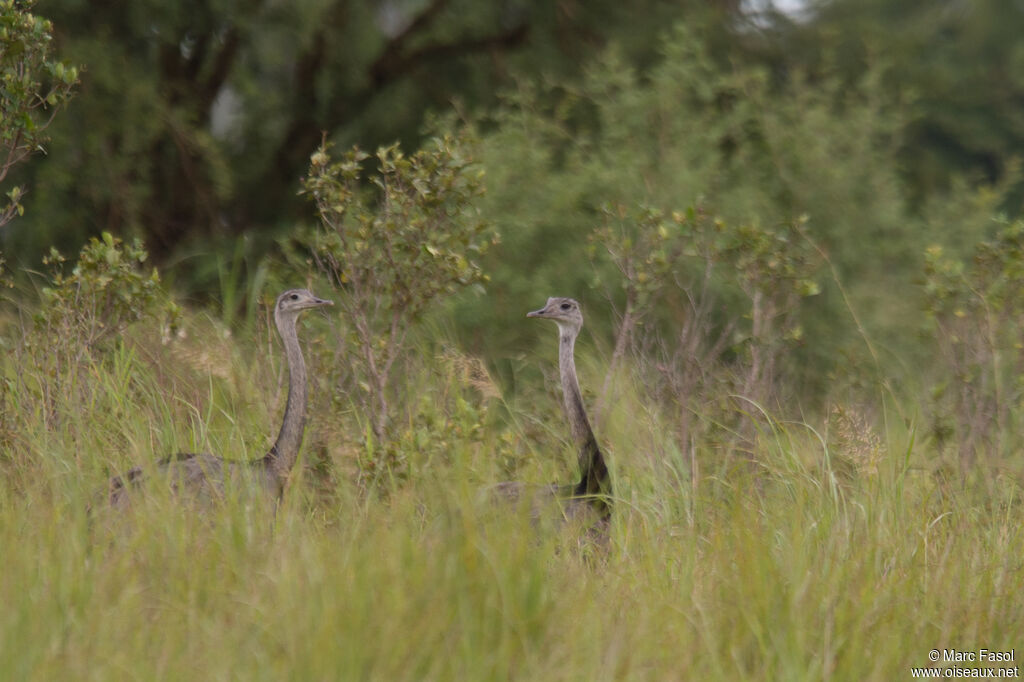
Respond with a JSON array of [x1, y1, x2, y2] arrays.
[[108, 288, 332, 506], [494, 297, 612, 529]]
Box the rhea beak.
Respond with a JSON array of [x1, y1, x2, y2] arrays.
[[526, 307, 547, 318], [314, 297, 334, 307]]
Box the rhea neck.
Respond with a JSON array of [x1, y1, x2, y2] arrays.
[[556, 321, 610, 506], [557, 322, 594, 446], [265, 309, 308, 486]]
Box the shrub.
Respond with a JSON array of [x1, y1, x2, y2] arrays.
[[922, 218, 1024, 466], [0, 0, 78, 228], [9, 233, 180, 437], [36, 231, 179, 351], [301, 134, 495, 446], [589, 203, 821, 452]]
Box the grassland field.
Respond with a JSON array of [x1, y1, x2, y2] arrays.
[[0, 301, 1020, 682]]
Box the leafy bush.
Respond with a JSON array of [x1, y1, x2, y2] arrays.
[[301, 134, 495, 445], [0, 0, 78, 228], [5, 233, 180, 440], [0, 0, 76, 292], [588, 201, 820, 451], [37, 231, 179, 350], [589, 203, 684, 387], [922, 218, 1024, 466]]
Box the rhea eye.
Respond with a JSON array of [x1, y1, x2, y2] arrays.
[[290, 294, 299, 301], [560, 303, 571, 310]]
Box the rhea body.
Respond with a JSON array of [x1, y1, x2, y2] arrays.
[[108, 289, 333, 506], [494, 297, 612, 525]]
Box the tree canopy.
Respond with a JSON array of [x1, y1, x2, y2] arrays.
[[0, 0, 1020, 366]]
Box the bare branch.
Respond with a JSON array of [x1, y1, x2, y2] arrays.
[[369, 22, 529, 88]]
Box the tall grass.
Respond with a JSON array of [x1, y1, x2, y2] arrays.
[[0, 308, 1021, 681]]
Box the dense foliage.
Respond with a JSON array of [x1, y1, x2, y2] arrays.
[[302, 134, 493, 443], [0, 0, 77, 229]]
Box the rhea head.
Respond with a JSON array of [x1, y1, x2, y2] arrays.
[[275, 288, 333, 319], [527, 297, 583, 334]]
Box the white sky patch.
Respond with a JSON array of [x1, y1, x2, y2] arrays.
[[772, 0, 810, 13], [742, 0, 813, 21]]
